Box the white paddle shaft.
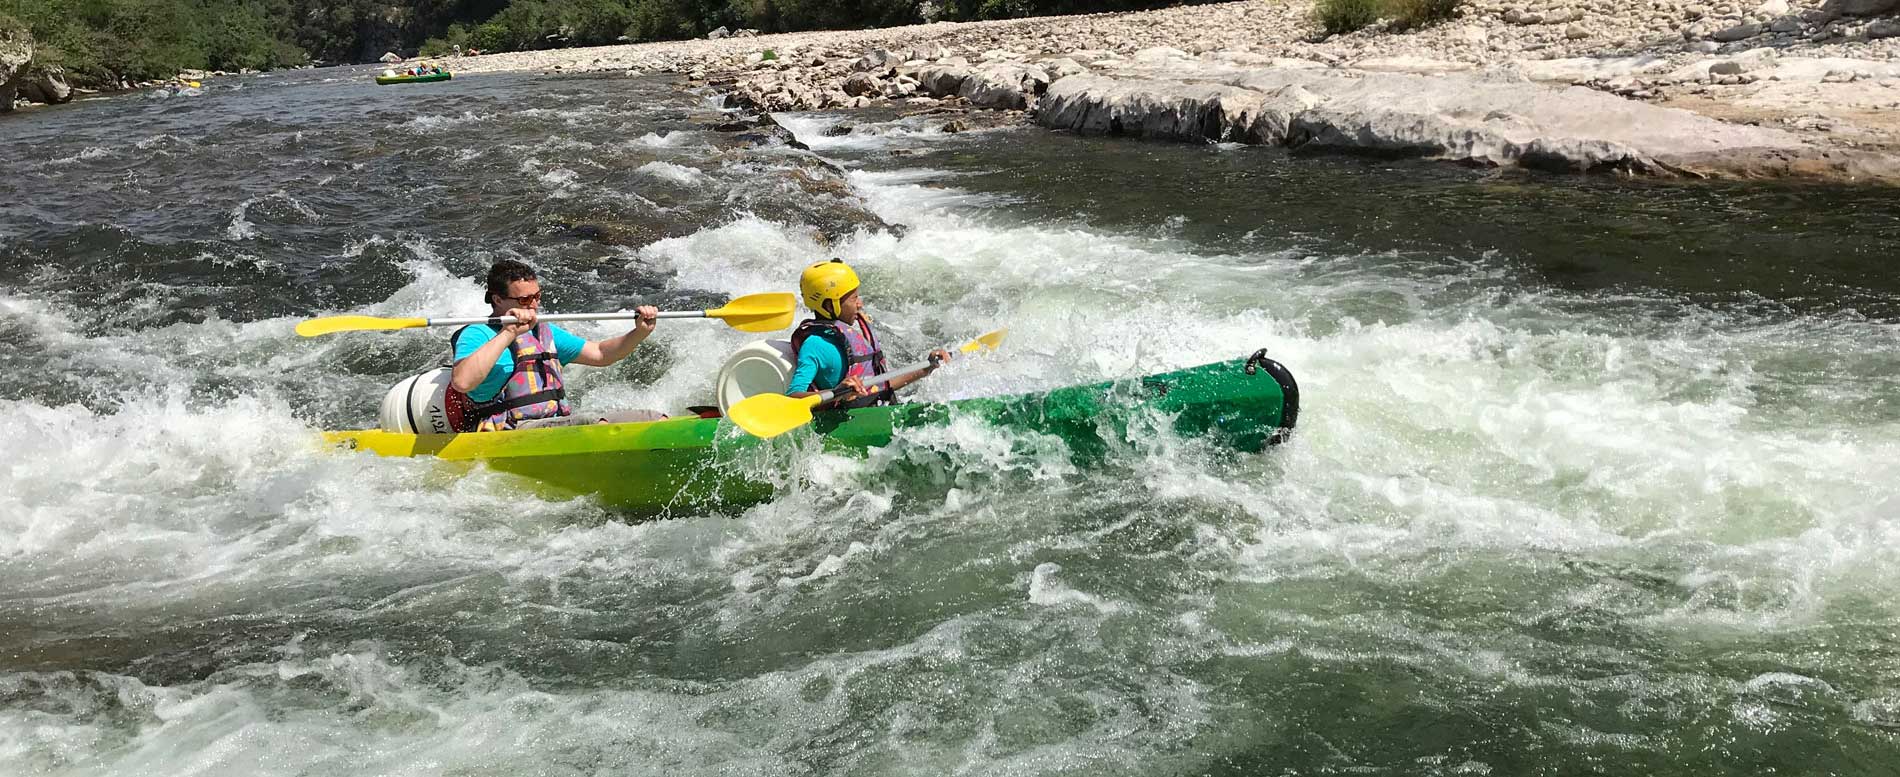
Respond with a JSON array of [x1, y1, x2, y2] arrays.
[[815, 359, 939, 404], [424, 311, 701, 327]]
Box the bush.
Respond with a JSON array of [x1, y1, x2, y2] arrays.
[[471, 21, 512, 51], [443, 22, 471, 49], [1387, 0, 1460, 30], [626, 0, 733, 42], [1313, 0, 1381, 35], [419, 36, 455, 56]]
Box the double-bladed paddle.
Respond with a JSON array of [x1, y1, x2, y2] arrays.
[[728, 328, 1008, 439], [295, 292, 796, 337]]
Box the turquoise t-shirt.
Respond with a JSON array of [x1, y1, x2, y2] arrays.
[[789, 333, 846, 393], [451, 323, 586, 402]]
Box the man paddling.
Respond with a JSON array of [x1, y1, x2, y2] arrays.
[[449, 259, 666, 430], [787, 259, 949, 408]]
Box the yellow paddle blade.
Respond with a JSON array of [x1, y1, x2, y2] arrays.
[[961, 328, 1008, 354], [727, 392, 825, 439], [720, 309, 796, 333], [706, 292, 796, 332], [295, 315, 429, 337]]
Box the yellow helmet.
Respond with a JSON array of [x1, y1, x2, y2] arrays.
[[800, 258, 860, 319]]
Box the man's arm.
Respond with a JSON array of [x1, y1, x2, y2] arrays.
[[572, 306, 658, 367], [450, 332, 515, 393], [449, 308, 537, 393]]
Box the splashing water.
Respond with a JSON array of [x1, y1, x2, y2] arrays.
[[1, 68, 1898, 776]]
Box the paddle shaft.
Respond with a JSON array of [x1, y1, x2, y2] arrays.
[[424, 311, 706, 328], [812, 358, 940, 405]]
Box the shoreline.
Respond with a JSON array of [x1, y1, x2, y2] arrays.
[[445, 0, 1900, 184]]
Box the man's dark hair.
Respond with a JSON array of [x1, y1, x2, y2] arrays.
[[485, 260, 538, 304]]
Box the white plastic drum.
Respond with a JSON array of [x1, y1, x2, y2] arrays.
[[715, 339, 795, 414], [377, 367, 465, 434]]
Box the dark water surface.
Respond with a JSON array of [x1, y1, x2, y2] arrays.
[[3, 66, 1898, 776]]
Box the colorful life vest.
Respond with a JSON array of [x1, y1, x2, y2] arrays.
[[451, 323, 571, 431], [790, 315, 892, 409]]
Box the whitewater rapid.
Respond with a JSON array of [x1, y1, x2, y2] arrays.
[[3, 69, 1899, 775]]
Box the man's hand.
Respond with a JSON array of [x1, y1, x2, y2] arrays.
[[631, 305, 659, 335], [501, 307, 538, 337]]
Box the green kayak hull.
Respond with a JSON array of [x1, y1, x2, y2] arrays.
[[376, 73, 452, 85], [324, 351, 1298, 515]]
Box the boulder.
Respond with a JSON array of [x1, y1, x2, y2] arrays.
[[842, 72, 880, 96], [958, 65, 1030, 109], [954, 63, 1050, 109], [18, 65, 71, 104], [707, 26, 730, 40], [1041, 57, 1088, 80], [1, 19, 32, 113], [1821, 0, 1900, 16], [853, 49, 902, 73], [905, 45, 951, 62], [1713, 23, 1764, 41], [379, 52, 402, 63], [916, 64, 972, 96]]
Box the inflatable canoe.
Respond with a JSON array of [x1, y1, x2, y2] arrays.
[[324, 351, 1298, 515], [376, 72, 452, 85]]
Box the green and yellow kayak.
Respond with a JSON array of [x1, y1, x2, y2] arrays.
[[324, 351, 1298, 515], [376, 72, 452, 85]]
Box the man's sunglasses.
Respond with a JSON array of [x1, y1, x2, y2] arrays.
[[501, 292, 542, 306]]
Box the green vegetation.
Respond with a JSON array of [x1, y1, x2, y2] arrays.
[[0, 0, 1228, 90], [1314, 0, 1462, 35], [1386, 0, 1461, 30], [1313, 0, 1381, 35]]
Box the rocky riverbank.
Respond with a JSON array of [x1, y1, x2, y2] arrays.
[[123, 1, 1900, 181], [447, 0, 1900, 182]]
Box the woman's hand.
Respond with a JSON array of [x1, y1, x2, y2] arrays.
[[837, 375, 879, 402]]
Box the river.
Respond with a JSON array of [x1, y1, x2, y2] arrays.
[[3, 66, 1899, 775]]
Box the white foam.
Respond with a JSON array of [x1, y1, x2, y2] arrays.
[[223, 192, 320, 240], [1027, 562, 1122, 613], [46, 146, 114, 165], [398, 110, 483, 131], [636, 160, 707, 185]]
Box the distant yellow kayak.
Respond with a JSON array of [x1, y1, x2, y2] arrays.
[[376, 72, 452, 85]]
